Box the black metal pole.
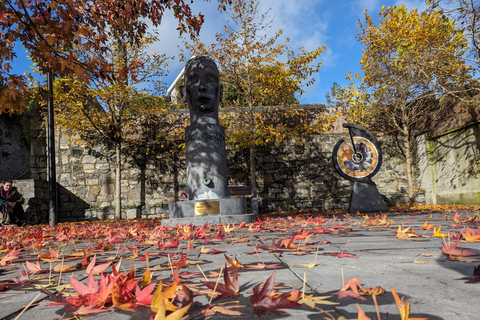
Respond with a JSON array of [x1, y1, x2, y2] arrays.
[[47, 72, 57, 226]]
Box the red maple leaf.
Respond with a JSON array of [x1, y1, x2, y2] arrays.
[[249, 270, 299, 316], [224, 254, 244, 269], [201, 265, 239, 301], [86, 255, 112, 275], [442, 241, 478, 257], [456, 264, 480, 283], [323, 252, 357, 258], [158, 237, 179, 250], [133, 282, 156, 306]]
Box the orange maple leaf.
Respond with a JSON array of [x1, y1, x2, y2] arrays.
[[391, 287, 428, 320], [422, 220, 434, 231], [461, 227, 480, 242]]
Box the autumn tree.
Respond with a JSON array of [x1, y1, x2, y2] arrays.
[[325, 82, 347, 108], [427, 0, 480, 73], [54, 33, 179, 219], [348, 5, 472, 205], [0, 0, 222, 114], [183, 0, 332, 195]]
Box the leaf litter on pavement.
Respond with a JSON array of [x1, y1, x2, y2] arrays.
[[0, 204, 478, 319]]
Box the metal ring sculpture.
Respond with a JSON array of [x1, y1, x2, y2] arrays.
[[332, 123, 382, 183]]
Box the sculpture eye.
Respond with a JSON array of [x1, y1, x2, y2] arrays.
[[207, 75, 217, 83]]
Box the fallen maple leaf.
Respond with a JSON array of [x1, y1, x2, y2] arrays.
[[245, 262, 282, 269], [249, 269, 299, 316], [151, 280, 178, 313], [26, 260, 44, 274], [53, 263, 75, 273], [357, 304, 372, 320], [297, 294, 338, 308], [202, 304, 245, 318], [0, 248, 21, 266], [126, 248, 139, 260], [456, 264, 480, 283], [461, 227, 480, 242], [224, 254, 244, 269], [422, 220, 434, 230], [86, 255, 112, 275], [201, 265, 239, 301], [396, 226, 417, 240], [75, 304, 109, 316], [134, 282, 156, 306], [333, 278, 366, 300], [11, 270, 29, 284], [154, 299, 192, 320], [432, 225, 448, 238], [391, 286, 428, 320], [39, 247, 60, 262], [323, 252, 357, 258], [297, 262, 319, 268], [442, 241, 478, 257]]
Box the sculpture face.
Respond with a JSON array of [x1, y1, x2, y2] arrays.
[[183, 57, 222, 120]]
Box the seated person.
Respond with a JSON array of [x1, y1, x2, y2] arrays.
[[0, 180, 25, 226]]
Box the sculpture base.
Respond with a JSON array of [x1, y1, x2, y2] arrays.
[[165, 198, 254, 226], [349, 181, 388, 213]]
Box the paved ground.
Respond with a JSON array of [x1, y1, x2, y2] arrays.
[[0, 207, 479, 320]]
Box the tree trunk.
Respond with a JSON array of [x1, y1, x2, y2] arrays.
[[249, 145, 257, 197], [115, 144, 122, 220], [402, 126, 416, 206]]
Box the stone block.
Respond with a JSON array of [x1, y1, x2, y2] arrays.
[[89, 186, 101, 195], [126, 209, 137, 219], [83, 155, 96, 164], [59, 173, 70, 181], [96, 164, 109, 170], [86, 179, 99, 186]]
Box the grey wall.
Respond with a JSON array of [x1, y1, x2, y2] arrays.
[[416, 122, 480, 205], [8, 107, 480, 223], [0, 113, 30, 180]]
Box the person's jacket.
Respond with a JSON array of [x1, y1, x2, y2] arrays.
[[0, 187, 25, 206]]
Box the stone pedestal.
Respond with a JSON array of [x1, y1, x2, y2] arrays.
[[165, 198, 254, 226], [167, 124, 252, 226]]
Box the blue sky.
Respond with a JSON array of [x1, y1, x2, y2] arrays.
[[10, 0, 428, 105]]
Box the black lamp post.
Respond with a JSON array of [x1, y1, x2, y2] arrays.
[[47, 72, 57, 226]]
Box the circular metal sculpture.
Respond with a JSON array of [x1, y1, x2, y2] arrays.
[[332, 124, 382, 183], [332, 123, 388, 213]]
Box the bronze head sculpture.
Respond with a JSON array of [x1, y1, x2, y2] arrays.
[[181, 56, 223, 126]]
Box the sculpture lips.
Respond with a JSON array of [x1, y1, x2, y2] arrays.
[[198, 96, 211, 104]]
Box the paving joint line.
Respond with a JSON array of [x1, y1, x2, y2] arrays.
[[273, 253, 345, 318]]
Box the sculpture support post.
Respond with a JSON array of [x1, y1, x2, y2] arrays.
[[47, 72, 57, 226]]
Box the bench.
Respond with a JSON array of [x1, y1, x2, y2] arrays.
[[181, 186, 258, 215]]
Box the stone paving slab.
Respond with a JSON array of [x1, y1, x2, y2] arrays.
[[0, 210, 479, 319]]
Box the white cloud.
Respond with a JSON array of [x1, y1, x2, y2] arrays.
[[354, 0, 381, 13], [394, 0, 428, 11]]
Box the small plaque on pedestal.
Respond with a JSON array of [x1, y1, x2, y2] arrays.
[[195, 201, 220, 216]]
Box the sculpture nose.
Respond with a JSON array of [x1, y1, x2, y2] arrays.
[[198, 78, 207, 92]]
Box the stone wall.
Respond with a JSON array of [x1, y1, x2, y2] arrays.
[[29, 128, 417, 222], [0, 113, 30, 180], [5, 107, 433, 223], [254, 133, 419, 212], [416, 122, 480, 205]]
